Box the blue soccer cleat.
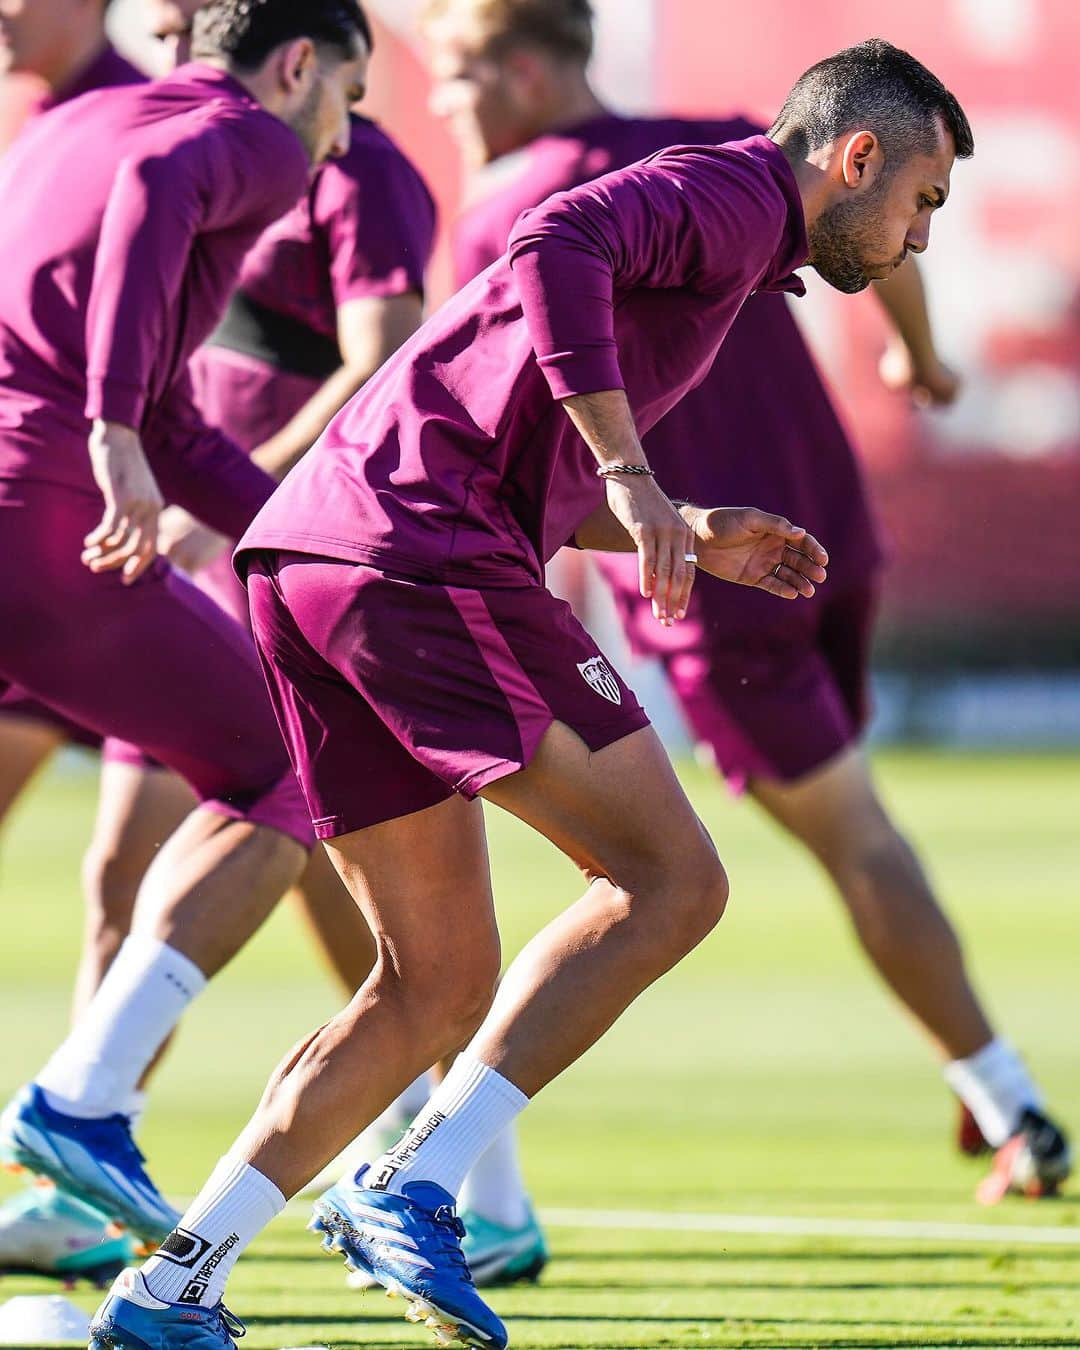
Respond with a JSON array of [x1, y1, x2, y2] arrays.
[[0, 1085, 179, 1246], [461, 1206, 548, 1287], [88, 1268, 246, 1349], [0, 1183, 133, 1284], [310, 1167, 507, 1349]]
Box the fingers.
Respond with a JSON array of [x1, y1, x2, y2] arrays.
[[672, 548, 696, 623], [82, 512, 120, 551], [646, 531, 696, 625], [638, 532, 656, 601], [781, 543, 827, 586], [759, 543, 830, 600], [759, 571, 802, 600], [794, 530, 829, 568], [81, 516, 158, 584]]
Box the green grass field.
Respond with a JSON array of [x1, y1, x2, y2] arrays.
[[3, 749, 1080, 1349]]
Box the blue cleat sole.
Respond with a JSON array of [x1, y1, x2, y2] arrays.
[[310, 1198, 501, 1349]]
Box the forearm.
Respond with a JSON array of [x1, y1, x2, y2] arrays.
[[561, 389, 648, 473], [874, 256, 936, 364], [255, 294, 425, 479], [252, 363, 373, 479]]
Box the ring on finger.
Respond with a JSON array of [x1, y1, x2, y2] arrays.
[[772, 562, 784, 579], [684, 552, 698, 564]]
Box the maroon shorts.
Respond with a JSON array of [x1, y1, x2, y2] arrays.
[[0, 684, 103, 749], [0, 481, 312, 846], [594, 553, 879, 791], [243, 551, 650, 838]]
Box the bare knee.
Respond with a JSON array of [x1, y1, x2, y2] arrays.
[[373, 935, 502, 1053], [604, 826, 730, 959]]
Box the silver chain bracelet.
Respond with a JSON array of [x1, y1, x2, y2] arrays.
[[596, 464, 655, 479]]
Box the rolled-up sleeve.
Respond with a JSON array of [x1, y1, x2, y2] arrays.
[[507, 146, 786, 402]]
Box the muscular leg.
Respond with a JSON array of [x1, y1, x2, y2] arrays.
[[289, 844, 378, 995], [75, 760, 196, 1018], [132, 808, 306, 978], [749, 744, 993, 1060], [231, 793, 499, 1192], [235, 721, 727, 1198]]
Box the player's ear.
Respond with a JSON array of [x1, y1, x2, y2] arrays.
[[277, 37, 318, 95], [840, 130, 883, 191]]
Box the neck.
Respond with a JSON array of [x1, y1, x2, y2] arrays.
[[197, 56, 269, 107], [46, 27, 109, 95], [526, 70, 605, 141], [772, 136, 833, 234]]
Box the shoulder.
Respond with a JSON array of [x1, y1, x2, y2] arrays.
[[640, 137, 790, 223], [192, 95, 309, 205]]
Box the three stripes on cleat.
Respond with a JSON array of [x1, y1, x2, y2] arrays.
[[309, 1212, 472, 1347]]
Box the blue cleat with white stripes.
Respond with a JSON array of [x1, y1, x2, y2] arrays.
[[88, 1268, 246, 1349], [310, 1166, 507, 1349], [0, 1085, 179, 1247]]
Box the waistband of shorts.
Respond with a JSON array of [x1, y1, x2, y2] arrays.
[[207, 290, 343, 381]]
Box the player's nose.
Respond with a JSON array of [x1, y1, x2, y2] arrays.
[[328, 110, 351, 160], [906, 220, 932, 255]]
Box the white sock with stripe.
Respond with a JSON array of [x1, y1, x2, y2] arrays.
[[141, 1157, 284, 1308], [37, 934, 206, 1118], [368, 1057, 528, 1200], [944, 1037, 1043, 1147]]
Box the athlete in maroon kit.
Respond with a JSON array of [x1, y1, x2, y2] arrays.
[[0, 0, 153, 803], [0, 0, 374, 1247], [419, 0, 1070, 1204], [93, 39, 980, 1350]]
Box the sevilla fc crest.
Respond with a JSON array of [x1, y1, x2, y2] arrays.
[[577, 656, 622, 706]]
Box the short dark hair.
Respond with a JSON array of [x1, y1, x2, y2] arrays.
[[421, 0, 594, 66], [192, 0, 373, 71], [770, 38, 974, 167]]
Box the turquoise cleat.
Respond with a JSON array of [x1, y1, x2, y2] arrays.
[[461, 1206, 548, 1287], [0, 1184, 133, 1283], [88, 1268, 246, 1349], [311, 1166, 507, 1349]]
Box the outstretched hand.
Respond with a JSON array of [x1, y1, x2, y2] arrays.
[[686, 506, 828, 599]]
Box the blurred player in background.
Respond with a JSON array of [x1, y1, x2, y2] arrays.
[[92, 39, 970, 1350], [418, 0, 1070, 1206], [0, 0, 141, 147], [0, 0, 194, 1284], [0, 0, 372, 1254], [145, 0, 197, 66]]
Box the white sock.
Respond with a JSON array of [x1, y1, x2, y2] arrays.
[[944, 1037, 1044, 1147], [459, 1126, 531, 1229], [369, 1057, 528, 1199], [123, 1090, 148, 1131], [37, 935, 206, 1118], [141, 1157, 284, 1308]]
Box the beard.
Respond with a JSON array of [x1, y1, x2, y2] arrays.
[[807, 174, 896, 294], [290, 79, 325, 166]]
